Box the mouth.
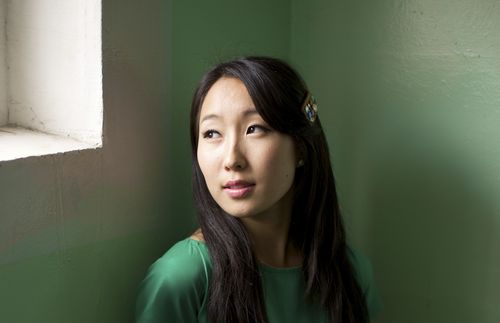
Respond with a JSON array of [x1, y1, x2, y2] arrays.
[[223, 180, 255, 198]]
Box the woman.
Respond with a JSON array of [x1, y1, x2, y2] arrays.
[[136, 57, 382, 322]]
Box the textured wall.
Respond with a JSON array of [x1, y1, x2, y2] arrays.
[[0, 1, 173, 322], [291, 1, 500, 322], [4, 1, 497, 322]]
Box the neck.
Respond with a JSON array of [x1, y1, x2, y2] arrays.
[[240, 190, 301, 268]]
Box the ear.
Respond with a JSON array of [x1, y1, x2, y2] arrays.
[[294, 139, 306, 168]]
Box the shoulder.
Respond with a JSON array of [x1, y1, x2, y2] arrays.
[[135, 238, 211, 322], [347, 247, 383, 320], [154, 238, 209, 278], [142, 238, 211, 294]]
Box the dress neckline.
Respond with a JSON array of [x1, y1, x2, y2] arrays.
[[186, 237, 302, 272]]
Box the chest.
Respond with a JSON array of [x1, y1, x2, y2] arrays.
[[260, 269, 327, 323]]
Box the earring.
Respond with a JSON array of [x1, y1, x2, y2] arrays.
[[297, 159, 304, 167]]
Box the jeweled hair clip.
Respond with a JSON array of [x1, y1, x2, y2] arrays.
[[302, 93, 318, 124]]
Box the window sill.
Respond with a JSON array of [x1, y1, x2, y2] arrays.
[[0, 126, 101, 162]]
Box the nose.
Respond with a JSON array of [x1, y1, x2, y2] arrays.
[[223, 136, 247, 171]]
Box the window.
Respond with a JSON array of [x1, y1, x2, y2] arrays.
[[0, 0, 102, 162]]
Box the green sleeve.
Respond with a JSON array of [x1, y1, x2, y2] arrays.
[[135, 240, 209, 323], [348, 248, 383, 320]]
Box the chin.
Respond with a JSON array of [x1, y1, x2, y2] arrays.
[[220, 205, 258, 219], [224, 209, 253, 218]]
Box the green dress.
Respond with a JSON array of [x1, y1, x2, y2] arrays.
[[136, 238, 382, 323]]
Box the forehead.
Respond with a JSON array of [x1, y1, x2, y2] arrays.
[[199, 77, 256, 120]]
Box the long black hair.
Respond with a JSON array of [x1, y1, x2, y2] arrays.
[[190, 56, 368, 323]]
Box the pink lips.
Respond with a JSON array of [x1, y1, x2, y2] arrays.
[[223, 180, 255, 198]]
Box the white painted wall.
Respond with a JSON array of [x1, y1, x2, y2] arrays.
[[0, 1, 7, 125], [6, 0, 102, 145]]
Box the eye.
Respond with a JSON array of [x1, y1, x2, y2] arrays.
[[246, 125, 268, 135], [202, 129, 221, 139]]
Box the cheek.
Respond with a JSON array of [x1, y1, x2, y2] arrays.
[[197, 146, 213, 183], [264, 142, 296, 181], [197, 144, 224, 193]]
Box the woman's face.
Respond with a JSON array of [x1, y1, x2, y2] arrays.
[[197, 77, 297, 219]]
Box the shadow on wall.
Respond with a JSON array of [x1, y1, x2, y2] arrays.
[[362, 118, 499, 322]]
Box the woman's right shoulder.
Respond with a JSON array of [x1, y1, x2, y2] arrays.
[[135, 238, 211, 322], [146, 238, 210, 287]]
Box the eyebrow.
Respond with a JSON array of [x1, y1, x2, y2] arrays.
[[200, 109, 258, 123]]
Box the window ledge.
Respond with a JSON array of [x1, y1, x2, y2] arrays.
[[0, 126, 101, 162]]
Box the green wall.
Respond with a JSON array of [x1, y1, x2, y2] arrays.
[[291, 1, 500, 322], [0, 1, 174, 322], [1, 1, 499, 322]]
